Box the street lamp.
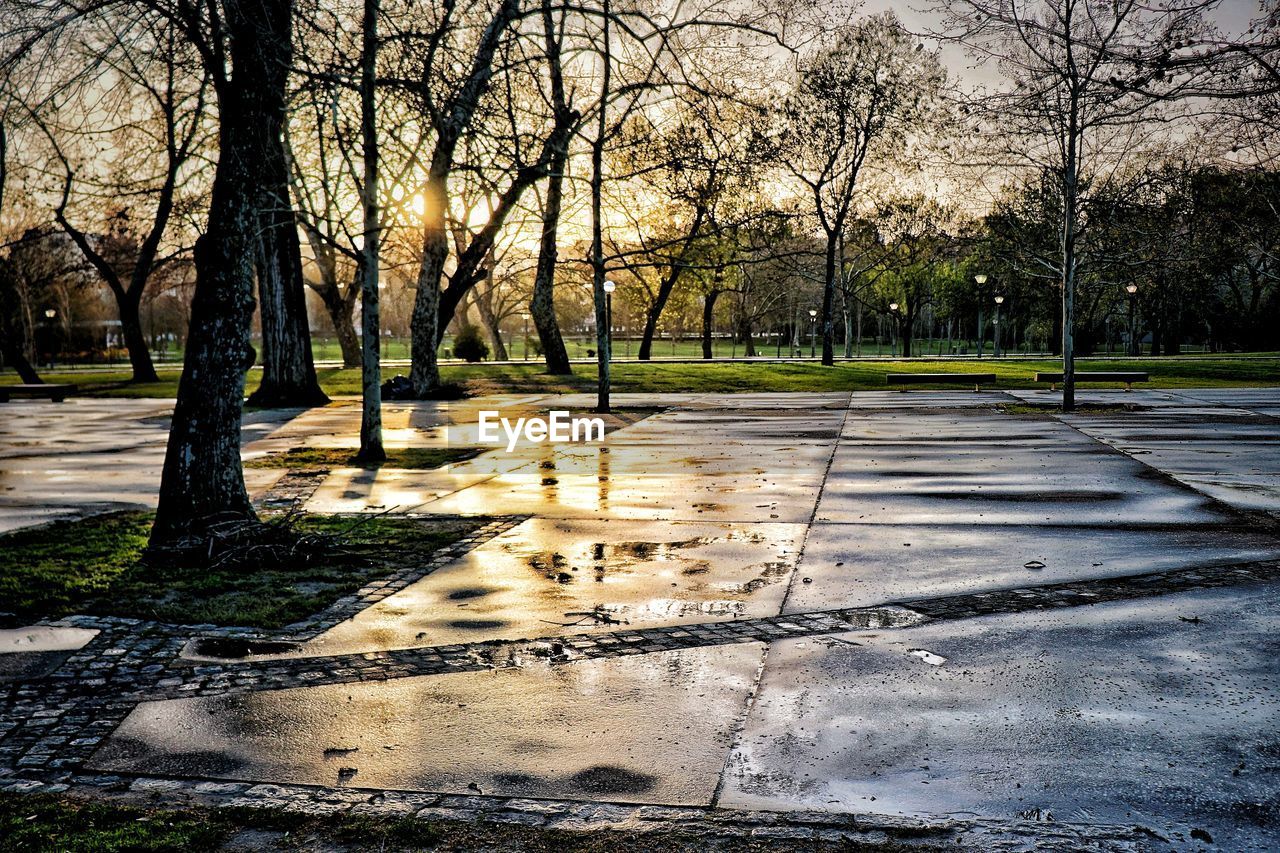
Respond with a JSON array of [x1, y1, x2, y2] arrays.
[[973, 275, 988, 357], [808, 308, 818, 358], [603, 279, 616, 362], [520, 311, 530, 361], [993, 294, 1004, 358], [1125, 284, 1139, 356], [44, 308, 57, 319], [888, 302, 900, 357]]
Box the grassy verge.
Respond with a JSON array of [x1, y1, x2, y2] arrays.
[[0, 793, 926, 852], [0, 512, 481, 627], [245, 446, 479, 470], [2, 356, 1277, 399]]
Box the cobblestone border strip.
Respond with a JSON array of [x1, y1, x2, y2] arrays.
[[129, 556, 1280, 702], [0, 773, 1161, 851], [0, 517, 526, 775], [255, 468, 331, 511]]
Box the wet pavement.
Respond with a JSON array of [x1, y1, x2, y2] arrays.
[[4, 387, 1280, 848]]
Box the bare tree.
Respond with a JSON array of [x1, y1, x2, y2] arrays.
[[933, 0, 1219, 410], [780, 11, 947, 365]]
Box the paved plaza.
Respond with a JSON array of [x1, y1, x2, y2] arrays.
[[2, 387, 1280, 849]]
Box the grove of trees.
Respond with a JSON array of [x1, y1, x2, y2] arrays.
[[2, 0, 1279, 553]]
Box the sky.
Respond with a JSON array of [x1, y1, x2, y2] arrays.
[[861, 0, 1263, 87]]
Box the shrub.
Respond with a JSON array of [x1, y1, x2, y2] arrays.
[[453, 324, 489, 363]]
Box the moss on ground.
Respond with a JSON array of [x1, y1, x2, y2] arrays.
[[0, 794, 940, 852]]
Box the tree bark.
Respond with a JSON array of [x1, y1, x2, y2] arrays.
[[591, 0, 612, 412], [701, 289, 721, 359], [528, 0, 574, 375], [312, 280, 361, 367], [820, 231, 837, 365], [410, 172, 448, 395], [151, 0, 290, 549], [0, 325, 41, 383], [356, 0, 384, 461], [474, 269, 508, 360], [119, 292, 158, 382], [531, 149, 573, 374], [247, 110, 329, 408]]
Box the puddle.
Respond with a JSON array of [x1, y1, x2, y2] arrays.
[[185, 637, 301, 661], [0, 626, 99, 654]]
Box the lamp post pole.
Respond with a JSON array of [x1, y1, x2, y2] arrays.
[[808, 309, 817, 358], [603, 279, 616, 363], [993, 294, 1004, 358], [521, 312, 530, 361], [974, 274, 988, 358], [889, 303, 899, 357], [1126, 284, 1138, 356]]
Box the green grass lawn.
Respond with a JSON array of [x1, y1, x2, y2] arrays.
[[0, 512, 482, 627], [2, 355, 1277, 399]]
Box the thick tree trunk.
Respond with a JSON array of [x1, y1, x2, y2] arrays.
[[119, 293, 160, 383], [531, 155, 572, 374], [820, 232, 837, 365], [0, 327, 40, 383], [151, 0, 290, 549], [900, 313, 913, 358], [701, 289, 721, 359], [355, 0, 384, 461], [410, 175, 448, 396], [313, 281, 361, 367], [738, 314, 756, 358], [248, 130, 329, 407]]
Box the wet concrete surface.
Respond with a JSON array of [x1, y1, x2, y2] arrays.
[[7, 387, 1280, 841], [298, 519, 806, 654], [787, 524, 1280, 612], [91, 643, 764, 805], [721, 584, 1280, 850]]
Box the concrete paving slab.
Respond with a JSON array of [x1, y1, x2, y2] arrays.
[[815, 443, 1227, 527], [785, 523, 1280, 612], [90, 643, 764, 805], [721, 585, 1280, 849], [298, 518, 806, 654]]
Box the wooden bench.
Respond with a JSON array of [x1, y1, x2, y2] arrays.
[[0, 383, 76, 402], [1035, 371, 1149, 391], [887, 373, 997, 392]]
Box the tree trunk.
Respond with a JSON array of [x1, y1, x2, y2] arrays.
[[312, 281, 361, 367], [738, 313, 756, 358], [151, 0, 290, 550], [820, 232, 837, 365], [591, 0, 611, 412], [900, 312, 913, 358], [410, 175, 447, 395], [475, 269, 509, 361], [119, 292, 160, 383], [701, 289, 721, 359], [356, 0, 384, 461], [531, 156, 572, 374], [0, 327, 40, 383], [247, 127, 329, 408]]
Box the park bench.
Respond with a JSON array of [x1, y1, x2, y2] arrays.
[[0, 383, 76, 403], [1035, 371, 1149, 391], [887, 373, 997, 392]]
